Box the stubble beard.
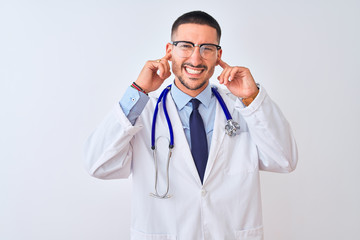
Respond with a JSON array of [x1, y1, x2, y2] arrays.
[[178, 75, 208, 91], [173, 60, 215, 92]]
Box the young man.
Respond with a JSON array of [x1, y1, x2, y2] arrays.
[[85, 11, 297, 240]]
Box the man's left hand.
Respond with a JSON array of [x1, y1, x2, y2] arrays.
[[217, 59, 259, 99]]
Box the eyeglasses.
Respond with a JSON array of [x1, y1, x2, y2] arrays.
[[171, 41, 221, 60]]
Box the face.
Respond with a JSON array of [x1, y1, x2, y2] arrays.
[[166, 23, 222, 97]]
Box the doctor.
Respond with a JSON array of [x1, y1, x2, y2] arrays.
[[85, 11, 298, 240]]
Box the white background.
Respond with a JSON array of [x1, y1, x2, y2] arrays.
[[1, 0, 359, 239]]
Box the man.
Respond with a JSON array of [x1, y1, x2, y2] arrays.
[[85, 11, 297, 240]]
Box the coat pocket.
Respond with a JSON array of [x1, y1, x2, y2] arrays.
[[131, 229, 176, 240], [234, 226, 263, 240], [222, 132, 259, 175]]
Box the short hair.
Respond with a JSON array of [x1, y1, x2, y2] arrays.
[[171, 11, 221, 43]]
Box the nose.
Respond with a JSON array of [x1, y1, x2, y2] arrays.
[[188, 46, 203, 66]]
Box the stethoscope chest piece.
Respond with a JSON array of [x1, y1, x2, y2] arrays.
[[211, 87, 240, 137], [225, 119, 240, 136]]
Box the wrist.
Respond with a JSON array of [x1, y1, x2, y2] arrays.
[[132, 82, 148, 95], [241, 88, 259, 106]]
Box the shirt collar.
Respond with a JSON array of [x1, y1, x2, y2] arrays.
[[171, 81, 213, 110]]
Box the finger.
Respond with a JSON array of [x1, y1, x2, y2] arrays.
[[163, 56, 171, 74], [157, 62, 166, 79], [218, 59, 229, 69], [165, 60, 171, 75], [217, 69, 226, 84], [235, 67, 254, 84], [157, 58, 170, 77], [157, 52, 171, 74], [219, 67, 230, 84], [163, 51, 172, 61], [146, 60, 160, 73], [223, 68, 233, 85], [229, 67, 240, 83], [160, 61, 171, 79], [164, 67, 171, 79]]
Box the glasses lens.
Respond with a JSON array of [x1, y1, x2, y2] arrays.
[[176, 42, 194, 58], [200, 45, 218, 60]]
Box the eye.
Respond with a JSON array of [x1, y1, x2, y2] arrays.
[[178, 43, 193, 49], [202, 45, 216, 52]]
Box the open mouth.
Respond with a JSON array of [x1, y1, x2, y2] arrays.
[[184, 66, 205, 76]]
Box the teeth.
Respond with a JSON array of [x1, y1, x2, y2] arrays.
[[185, 67, 202, 74]]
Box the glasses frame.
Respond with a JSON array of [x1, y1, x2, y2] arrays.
[[171, 41, 221, 59]]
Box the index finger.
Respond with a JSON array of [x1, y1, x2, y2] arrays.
[[218, 59, 229, 69], [163, 51, 172, 61]]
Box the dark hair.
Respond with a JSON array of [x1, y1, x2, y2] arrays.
[[171, 11, 221, 43]]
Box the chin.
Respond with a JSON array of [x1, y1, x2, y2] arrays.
[[178, 76, 208, 91]]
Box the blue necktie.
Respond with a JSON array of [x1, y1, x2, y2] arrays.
[[190, 99, 208, 183]]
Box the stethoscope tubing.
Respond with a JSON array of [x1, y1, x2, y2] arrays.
[[162, 86, 174, 148], [211, 87, 232, 121], [151, 85, 174, 150]]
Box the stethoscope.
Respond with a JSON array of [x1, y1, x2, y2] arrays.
[[150, 84, 240, 199]]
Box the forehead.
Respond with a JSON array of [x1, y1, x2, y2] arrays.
[[172, 23, 218, 44]]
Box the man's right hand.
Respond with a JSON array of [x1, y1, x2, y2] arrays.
[[134, 52, 172, 93]]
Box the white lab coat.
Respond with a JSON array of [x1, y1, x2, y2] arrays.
[[84, 85, 298, 240]]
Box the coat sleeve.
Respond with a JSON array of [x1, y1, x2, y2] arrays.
[[83, 104, 144, 179], [238, 86, 298, 173]]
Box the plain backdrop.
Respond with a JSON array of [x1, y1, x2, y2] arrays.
[[1, 0, 359, 239]]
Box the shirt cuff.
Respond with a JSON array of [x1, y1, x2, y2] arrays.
[[119, 86, 149, 125]]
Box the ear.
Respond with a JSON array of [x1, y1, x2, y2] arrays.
[[166, 43, 173, 61], [216, 49, 223, 66]]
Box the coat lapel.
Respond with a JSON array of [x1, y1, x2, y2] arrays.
[[203, 88, 236, 184]]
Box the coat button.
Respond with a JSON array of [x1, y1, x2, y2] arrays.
[[201, 189, 207, 196]]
